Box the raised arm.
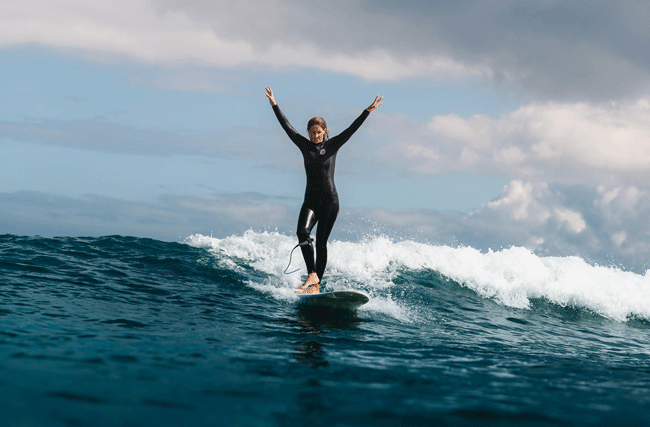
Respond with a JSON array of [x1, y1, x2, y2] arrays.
[[266, 87, 307, 148], [328, 95, 383, 152]]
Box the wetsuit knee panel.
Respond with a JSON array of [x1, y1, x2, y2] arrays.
[[296, 228, 311, 243]]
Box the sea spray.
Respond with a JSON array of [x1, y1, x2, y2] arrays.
[[185, 231, 650, 321]]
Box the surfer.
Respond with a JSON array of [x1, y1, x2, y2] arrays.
[[266, 87, 382, 294]]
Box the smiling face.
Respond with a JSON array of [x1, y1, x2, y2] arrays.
[[308, 125, 326, 144]]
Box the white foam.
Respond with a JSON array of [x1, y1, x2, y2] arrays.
[[185, 231, 650, 322], [184, 231, 413, 320], [185, 230, 303, 287]]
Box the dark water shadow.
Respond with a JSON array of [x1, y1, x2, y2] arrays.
[[294, 305, 363, 332], [288, 306, 364, 368], [292, 340, 329, 368]]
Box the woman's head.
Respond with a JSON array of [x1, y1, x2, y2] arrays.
[[307, 117, 329, 144]]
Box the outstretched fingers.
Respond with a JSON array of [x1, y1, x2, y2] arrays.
[[366, 95, 383, 112], [265, 87, 276, 106]]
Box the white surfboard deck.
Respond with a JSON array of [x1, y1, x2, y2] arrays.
[[297, 290, 369, 310]]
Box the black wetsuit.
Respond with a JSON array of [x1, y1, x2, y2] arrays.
[[273, 104, 369, 280]]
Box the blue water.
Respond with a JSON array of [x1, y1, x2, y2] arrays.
[[2, 231, 650, 426]]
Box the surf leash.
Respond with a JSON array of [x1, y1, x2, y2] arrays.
[[283, 237, 313, 274]]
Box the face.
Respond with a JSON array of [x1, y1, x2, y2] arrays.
[[308, 125, 326, 144]]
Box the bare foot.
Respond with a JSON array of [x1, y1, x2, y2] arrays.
[[296, 283, 320, 295], [298, 273, 319, 290]]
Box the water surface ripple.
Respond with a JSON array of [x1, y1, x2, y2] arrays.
[[2, 233, 650, 426]]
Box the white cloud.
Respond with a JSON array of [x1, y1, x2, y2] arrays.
[[352, 179, 650, 272], [1, 1, 255, 65], [483, 181, 551, 222], [0, 0, 479, 82], [4, 180, 650, 272], [553, 207, 586, 234], [379, 98, 650, 188], [612, 231, 627, 248], [8, 0, 649, 99], [477, 182, 585, 235], [596, 186, 644, 211]]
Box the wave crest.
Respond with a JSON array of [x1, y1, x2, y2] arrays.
[[184, 231, 650, 322]]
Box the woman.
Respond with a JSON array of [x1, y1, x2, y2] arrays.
[[265, 87, 383, 294]]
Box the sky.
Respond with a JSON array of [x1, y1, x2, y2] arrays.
[[2, 0, 650, 271]]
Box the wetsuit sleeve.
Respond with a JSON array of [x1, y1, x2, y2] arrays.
[[327, 110, 370, 152], [272, 105, 309, 149]]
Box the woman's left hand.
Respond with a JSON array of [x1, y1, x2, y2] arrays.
[[366, 95, 383, 112]]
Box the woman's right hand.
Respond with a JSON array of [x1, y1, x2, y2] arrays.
[[265, 87, 277, 106]]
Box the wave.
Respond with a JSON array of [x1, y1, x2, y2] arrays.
[[185, 230, 650, 322]]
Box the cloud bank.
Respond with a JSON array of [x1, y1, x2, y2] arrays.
[[3, 0, 650, 99], [4, 182, 650, 272], [351, 179, 650, 272], [377, 97, 650, 188], [0, 0, 477, 82], [0, 190, 294, 241]]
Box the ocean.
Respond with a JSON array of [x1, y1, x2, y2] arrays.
[[2, 231, 650, 426]]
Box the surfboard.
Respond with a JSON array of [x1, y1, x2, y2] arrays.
[[297, 290, 369, 310]]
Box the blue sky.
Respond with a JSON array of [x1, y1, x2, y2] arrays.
[[2, 1, 650, 271], [1, 48, 509, 207]]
